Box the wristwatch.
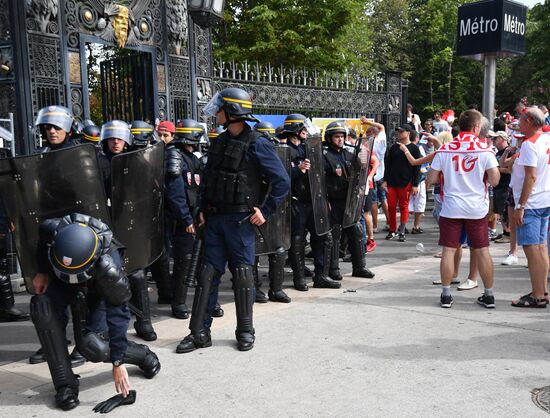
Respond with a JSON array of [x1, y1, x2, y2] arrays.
[[514, 203, 525, 210], [112, 359, 124, 367]]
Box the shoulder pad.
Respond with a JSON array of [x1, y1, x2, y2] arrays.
[[93, 254, 131, 305], [165, 146, 184, 177]]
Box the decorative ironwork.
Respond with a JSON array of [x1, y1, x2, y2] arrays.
[[0, 0, 10, 41], [169, 56, 191, 121], [25, 0, 60, 34], [70, 87, 83, 120], [157, 64, 166, 92], [68, 51, 81, 84], [0, 46, 13, 79], [166, 0, 188, 56], [196, 77, 212, 103], [386, 72, 402, 93], [214, 59, 386, 92], [158, 94, 167, 120], [0, 84, 15, 117], [194, 24, 211, 78]]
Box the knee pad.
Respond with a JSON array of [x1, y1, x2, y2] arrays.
[[78, 332, 110, 363]]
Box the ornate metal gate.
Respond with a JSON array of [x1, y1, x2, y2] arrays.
[[100, 52, 154, 122]]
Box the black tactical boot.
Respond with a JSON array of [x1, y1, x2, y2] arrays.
[[0, 275, 29, 322], [171, 255, 191, 319], [233, 265, 255, 351], [69, 347, 86, 368], [267, 251, 291, 303], [176, 264, 216, 353], [304, 265, 314, 277], [55, 385, 80, 411], [253, 261, 268, 303], [212, 303, 224, 318], [123, 341, 161, 379], [150, 251, 172, 304], [313, 232, 341, 289], [129, 270, 157, 341], [349, 225, 375, 279], [328, 224, 343, 281], [289, 235, 308, 291]]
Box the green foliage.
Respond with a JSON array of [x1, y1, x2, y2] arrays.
[[213, 0, 550, 118]]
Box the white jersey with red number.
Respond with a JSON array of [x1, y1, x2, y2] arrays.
[[510, 132, 550, 209], [430, 132, 498, 219]]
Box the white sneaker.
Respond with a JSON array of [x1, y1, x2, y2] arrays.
[[501, 253, 518, 265], [457, 278, 478, 291]]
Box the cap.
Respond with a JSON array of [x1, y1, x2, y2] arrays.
[[157, 121, 176, 134], [488, 130, 509, 141], [396, 124, 413, 133]]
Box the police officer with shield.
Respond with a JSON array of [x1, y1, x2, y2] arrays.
[[176, 88, 290, 353], [283, 114, 340, 290], [98, 121, 157, 341], [35, 105, 77, 152], [31, 213, 160, 411], [323, 121, 375, 280]]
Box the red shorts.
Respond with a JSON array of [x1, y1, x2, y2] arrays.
[[438, 216, 489, 249]]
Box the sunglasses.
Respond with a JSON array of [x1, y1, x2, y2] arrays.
[[43, 124, 63, 131]]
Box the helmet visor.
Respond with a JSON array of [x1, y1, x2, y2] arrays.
[[303, 118, 320, 135], [203, 93, 225, 117]]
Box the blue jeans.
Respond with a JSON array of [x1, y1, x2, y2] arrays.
[[517, 207, 550, 246]]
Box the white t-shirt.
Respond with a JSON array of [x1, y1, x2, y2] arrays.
[[510, 132, 550, 209], [373, 131, 387, 182], [433, 119, 450, 134], [431, 134, 499, 219]]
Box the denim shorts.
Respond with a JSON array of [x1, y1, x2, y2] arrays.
[[372, 180, 387, 203], [516, 207, 550, 246]]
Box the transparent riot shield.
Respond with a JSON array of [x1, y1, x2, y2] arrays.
[[304, 134, 330, 236], [110, 142, 164, 273], [255, 144, 291, 255], [0, 145, 111, 292], [342, 136, 375, 228]]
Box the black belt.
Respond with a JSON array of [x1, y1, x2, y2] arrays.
[[209, 204, 251, 214]]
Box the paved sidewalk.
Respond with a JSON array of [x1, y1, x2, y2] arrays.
[[1, 217, 549, 417]]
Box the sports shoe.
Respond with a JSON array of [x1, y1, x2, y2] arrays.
[[366, 239, 377, 253], [398, 233, 406, 242], [488, 229, 498, 240], [477, 294, 495, 308], [440, 294, 453, 308], [501, 253, 518, 265], [457, 278, 478, 291], [372, 227, 379, 233], [385, 232, 397, 240]]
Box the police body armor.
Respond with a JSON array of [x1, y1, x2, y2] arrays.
[[203, 130, 263, 211], [0, 145, 111, 291], [180, 149, 203, 210], [289, 144, 310, 201], [324, 145, 353, 201]]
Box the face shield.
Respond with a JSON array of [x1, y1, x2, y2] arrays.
[[303, 118, 320, 136], [203, 93, 225, 117]]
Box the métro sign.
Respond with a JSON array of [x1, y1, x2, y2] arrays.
[[456, 0, 527, 58]]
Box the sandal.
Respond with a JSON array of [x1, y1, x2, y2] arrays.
[[511, 294, 547, 308], [411, 227, 424, 234]]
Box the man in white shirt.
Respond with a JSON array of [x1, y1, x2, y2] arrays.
[[510, 107, 550, 308], [428, 110, 500, 309], [432, 111, 451, 135]]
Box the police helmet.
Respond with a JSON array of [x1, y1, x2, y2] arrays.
[[203, 88, 258, 122], [35, 105, 74, 132], [282, 114, 308, 137], [130, 120, 154, 147], [174, 119, 204, 145], [81, 124, 101, 145], [254, 121, 276, 138], [49, 223, 101, 283], [100, 120, 132, 146], [324, 120, 348, 142], [207, 126, 225, 140]]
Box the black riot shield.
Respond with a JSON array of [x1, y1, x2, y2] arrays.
[[110, 142, 164, 273], [255, 144, 291, 255], [304, 134, 330, 236], [0, 145, 111, 292], [342, 136, 375, 228]]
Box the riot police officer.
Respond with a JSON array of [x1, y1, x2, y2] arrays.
[[323, 121, 375, 280], [31, 213, 160, 411], [176, 88, 290, 353], [130, 120, 157, 149], [283, 114, 340, 290], [79, 124, 101, 148], [35, 105, 76, 151], [98, 121, 157, 341], [252, 121, 291, 303]]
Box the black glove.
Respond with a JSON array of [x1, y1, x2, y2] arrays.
[[93, 390, 136, 414]]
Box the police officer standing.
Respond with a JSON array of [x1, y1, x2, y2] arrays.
[[323, 121, 375, 280], [283, 114, 340, 290], [177, 88, 290, 353], [35, 105, 76, 151]]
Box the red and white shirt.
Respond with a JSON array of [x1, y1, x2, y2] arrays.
[[430, 132, 498, 219], [510, 131, 550, 209]]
